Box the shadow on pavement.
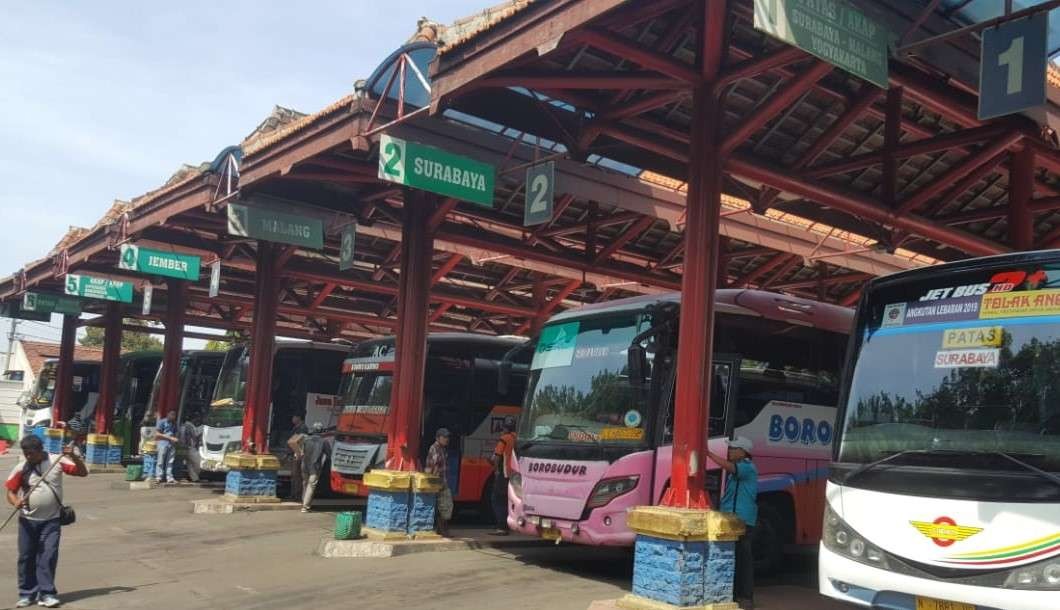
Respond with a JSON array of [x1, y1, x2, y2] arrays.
[[58, 586, 137, 603]]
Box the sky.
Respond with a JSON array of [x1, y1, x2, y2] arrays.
[[0, 0, 489, 357]]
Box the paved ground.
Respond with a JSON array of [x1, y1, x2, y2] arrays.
[[0, 453, 849, 610]]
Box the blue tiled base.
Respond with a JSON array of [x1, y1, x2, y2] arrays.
[[141, 453, 157, 479], [225, 469, 278, 498], [43, 437, 64, 454], [632, 535, 737, 607], [408, 491, 438, 534], [365, 490, 411, 533], [107, 445, 123, 465], [85, 443, 109, 465]]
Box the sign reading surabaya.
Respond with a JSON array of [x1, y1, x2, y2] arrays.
[[118, 244, 201, 281], [227, 202, 324, 249], [753, 0, 890, 88], [22, 292, 81, 315], [377, 134, 495, 207], [64, 274, 134, 303]]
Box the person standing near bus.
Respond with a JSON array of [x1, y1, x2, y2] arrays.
[[286, 415, 308, 502], [153, 411, 179, 485], [707, 436, 758, 610], [425, 428, 453, 537], [490, 417, 517, 536]]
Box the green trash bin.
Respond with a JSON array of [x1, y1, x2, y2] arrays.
[[125, 464, 143, 481], [334, 511, 362, 540]]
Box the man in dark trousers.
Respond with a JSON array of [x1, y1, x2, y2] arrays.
[[490, 416, 517, 535], [707, 436, 758, 610], [286, 415, 308, 502], [5, 435, 88, 608], [424, 428, 452, 536]]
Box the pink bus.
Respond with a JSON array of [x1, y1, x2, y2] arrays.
[[507, 289, 852, 572]]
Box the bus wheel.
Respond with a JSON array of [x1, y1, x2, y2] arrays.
[[752, 504, 787, 576]]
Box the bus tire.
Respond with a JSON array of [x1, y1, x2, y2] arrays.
[[752, 501, 790, 576]]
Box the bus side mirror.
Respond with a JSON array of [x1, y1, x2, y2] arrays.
[[497, 360, 512, 396], [628, 345, 647, 387]]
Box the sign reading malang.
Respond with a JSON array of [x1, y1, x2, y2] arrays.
[[118, 244, 201, 281], [227, 202, 324, 249], [754, 0, 890, 88], [377, 134, 495, 207]]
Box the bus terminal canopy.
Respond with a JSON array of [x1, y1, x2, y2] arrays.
[[5, 1, 1060, 343]]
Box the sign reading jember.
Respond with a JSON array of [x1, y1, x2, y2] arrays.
[[227, 203, 324, 249], [119, 244, 201, 281], [64, 274, 134, 303], [754, 0, 889, 88], [377, 134, 495, 207]]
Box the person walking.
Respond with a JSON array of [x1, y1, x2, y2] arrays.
[[153, 411, 179, 485], [424, 428, 453, 537], [299, 423, 328, 513], [5, 435, 88, 608], [286, 415, 308, 502], [489, 417, 517, 535], [707, 436, 758, 610]]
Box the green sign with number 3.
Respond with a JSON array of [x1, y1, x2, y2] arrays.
[[377, 134, 495, 207]]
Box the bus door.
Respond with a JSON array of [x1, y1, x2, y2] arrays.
[[179, 356, 222, 424], [421, 355, 472, 498], [457, 358, 523, 504], [710, 357, 741, 504]]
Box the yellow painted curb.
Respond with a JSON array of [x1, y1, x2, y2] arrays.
[[108, 435, 124, 446], [362, 526, 410, 541], [45, 428, 70, 439], [86, 433, 109, 445], [617, 594, 738, 610], [411, 472, 444, 493], [256, 454, 281, 470], [364, 469, 413, 492], [627, 507, 745, 542]]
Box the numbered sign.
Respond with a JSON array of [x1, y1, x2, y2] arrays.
[[524, 161, 555, 227], [339, 225, 356, 271], [979, 13, 1047, 120], [209, 261, 221, 298], [377, 134, 495, 207], [142, 284, 153, 315]]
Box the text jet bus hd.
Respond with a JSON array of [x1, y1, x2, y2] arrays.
[[509, 289, 851, 572], [820, 252, 1060, 610]]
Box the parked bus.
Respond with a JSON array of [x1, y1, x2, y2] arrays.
[[820, 253, 1060, 610], [112, 351, 162, 457], [509, 289, 851, 572], [200, 340, 350, 474], [134, 350, 223, 455], [329, 333, 530, 510], [21, 359, 101, 431]]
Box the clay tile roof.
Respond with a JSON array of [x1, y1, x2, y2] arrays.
[[241, 105, 308, 150], [17, 340, 106, 378], [49, 226, 89, 256], [242, 96, 357, 157], [432, 0, 534, 55]]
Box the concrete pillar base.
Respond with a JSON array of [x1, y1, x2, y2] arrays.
[[223, 453, 280, 501], [141, 439, 158, 480], [625, 507, 745, 609], [363, 470, 446, 537], [85, 434, 110, 466], [408, 472, 443, 536], [43, 428, 71, 454]]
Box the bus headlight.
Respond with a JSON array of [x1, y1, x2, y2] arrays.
[[509, 473, 523, 500], [586, 476, 639, 509], [1003, 560, 1060, 590], [822, 505, 889, 570]]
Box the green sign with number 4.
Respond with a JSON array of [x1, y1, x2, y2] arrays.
[[377, 134, 495, 207], [118, 244, 201, 280]]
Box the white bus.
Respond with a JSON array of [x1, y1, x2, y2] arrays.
[[821, 252, 1060, 610]]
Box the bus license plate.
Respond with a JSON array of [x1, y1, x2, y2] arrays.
[[540, 527, 562, 541], [343, 482, 359, 494], [916, 597, 974, 610]]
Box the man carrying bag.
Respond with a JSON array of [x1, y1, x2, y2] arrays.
[[5, 435, 88, 608]]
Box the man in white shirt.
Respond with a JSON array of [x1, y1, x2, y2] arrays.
[[5, 435, 87, 608]]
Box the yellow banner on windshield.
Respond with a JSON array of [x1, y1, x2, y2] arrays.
[[980, 289, 1060, 319], [941, 326, 1003, 349]]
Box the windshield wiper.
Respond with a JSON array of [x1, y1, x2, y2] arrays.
[[989, 451, 1060, 490], [843, 449, 959, 483]]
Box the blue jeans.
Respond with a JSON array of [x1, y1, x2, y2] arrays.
[[18, 517, 61, 598], [155, 441, 175, 482]]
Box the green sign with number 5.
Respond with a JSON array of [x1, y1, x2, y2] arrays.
[[377, 134, 494, 207]]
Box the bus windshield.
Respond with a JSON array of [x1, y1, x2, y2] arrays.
[[208, 346, 248, 427], [520, 313, 650, 446], [337, 363, 393, 437], [840, 265, 1060, 473], [30, 362, 59, 406]]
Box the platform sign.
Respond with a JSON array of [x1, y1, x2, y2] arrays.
[[64, 274, 133, 303], [339, 225, 356, 271], [377, 134, 495, 207], [142, 284, 153, 315], [118, 244, 201, 281], [1, 300, 51, 322], [227, 203, 324, 249], [754, 0, 889, 88], [22, 292, 81, 315], [524, 161, 555, 226], [209, 261, 221, 298], [979, 13, 1048, 120]]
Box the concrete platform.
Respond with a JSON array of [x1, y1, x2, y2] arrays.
[[86, 464, 126, 474], [111, 480, 224, 491], [317, 531, 549, 558], [192, 497, 303, 514]]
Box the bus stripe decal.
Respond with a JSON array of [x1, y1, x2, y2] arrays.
[[948, 532, 1060, 559], [943, 543, 1060, 566]]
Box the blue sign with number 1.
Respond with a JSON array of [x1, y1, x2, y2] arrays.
[[979, 12, 1048, 120]]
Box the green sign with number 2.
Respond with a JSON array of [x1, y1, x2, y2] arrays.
[[377, 134, 494, 207]]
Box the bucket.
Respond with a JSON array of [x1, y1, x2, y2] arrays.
[[334, 511, 362, 540], [125, 464, 143, 481]]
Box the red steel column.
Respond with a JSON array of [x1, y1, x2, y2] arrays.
[[1009, 145, 1035, 250], [663, 0, 727, 509], [241, 242, 279, 453], [386, 189, 433, 470], [95, 303, 122, 434], [52, 314, 78, 425], [158, 279, 186, 419]]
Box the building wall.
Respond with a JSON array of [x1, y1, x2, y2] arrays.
[[0, 379, 24, 441]]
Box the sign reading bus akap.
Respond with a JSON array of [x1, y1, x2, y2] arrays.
[[118, 244, 201, 281], [64, 274, 133, 303], [377, 134, 495, 207]]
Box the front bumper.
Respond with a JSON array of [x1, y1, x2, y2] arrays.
[[819, 544, 1050, 610], [507, 490, 635, 546]]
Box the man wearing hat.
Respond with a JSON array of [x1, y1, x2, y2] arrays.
[[707, 436, 758, 610], [425, 428, 453, 536]]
